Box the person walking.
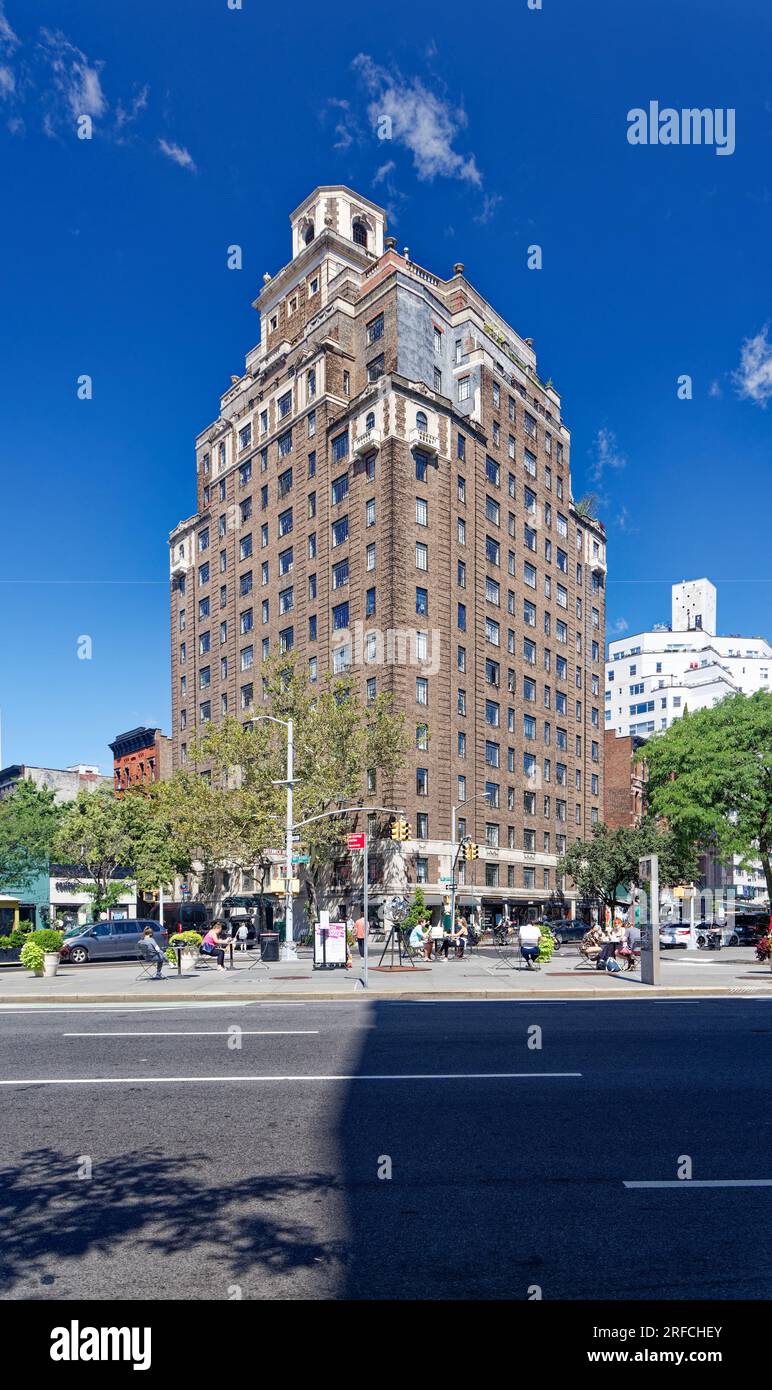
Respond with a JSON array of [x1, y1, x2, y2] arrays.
[[622, 921, 641, 970], [201, 921, 228, 971], [354, 909, 366, 960], [140, 926, 166, 980], [236, 922, 249, 953]]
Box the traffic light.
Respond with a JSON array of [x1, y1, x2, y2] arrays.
[[390, 816, 411, 842], [462, 841, 479, 861]]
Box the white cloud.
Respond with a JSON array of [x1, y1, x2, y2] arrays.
[[588, 427, 627, 485], [733, 325, 772, 406], [611, 617, 629, 636], [0, 2, 19, 48], [708, 379, 722, 398], [0, 1, 19, 104], [352, 53, 482, 186], [39, 27, 107, 125], [327, 96, 359, 151], [115, 83, 149, 131], [474, 192, 503, 225], [158, 138, 196, 172], [373, 159, 395, 183]]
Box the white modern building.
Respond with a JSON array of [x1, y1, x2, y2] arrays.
[[606, 578, 771, 902], [606, 578, 771, 738]]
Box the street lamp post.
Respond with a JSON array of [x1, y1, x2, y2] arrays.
[[449, 794, 490, 935], [251, 713, 297, 962], [282, 718, 295, 962], [363, 831, 369, 990]]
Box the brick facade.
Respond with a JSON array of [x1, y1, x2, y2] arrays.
[[169, 186, 606, 922], [110, 727, 172, 795], [603, 730, 646, 828]]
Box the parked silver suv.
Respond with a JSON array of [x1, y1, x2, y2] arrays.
[[59, 919, 168, 964]]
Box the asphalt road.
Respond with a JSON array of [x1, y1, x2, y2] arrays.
[[0, 997, 770, 1300]]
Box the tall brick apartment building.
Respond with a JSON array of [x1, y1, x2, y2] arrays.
[[168, 186, 606, 925]]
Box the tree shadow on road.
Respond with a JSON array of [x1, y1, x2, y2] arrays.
[[0, 1146, 343, 1296]]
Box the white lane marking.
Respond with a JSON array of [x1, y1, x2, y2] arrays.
[[0, 1003, 256, 1014], [383, 996, 772, 1005], [624, 1179, 772, 1189], [63, 1030, 320, 1037], [0, 1071, 581, 1086]]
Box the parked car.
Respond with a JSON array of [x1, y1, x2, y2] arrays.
[[659, 923, 692, 949], [221, 894, 273, 944], [145, 901, 210, 935], [547, 918, 592, 948], [59, 919, 168, 964], [729, 914, 770, 947]]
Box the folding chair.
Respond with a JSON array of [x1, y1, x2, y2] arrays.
[[135, 945, 162, 981]]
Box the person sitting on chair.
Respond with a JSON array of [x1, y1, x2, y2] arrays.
[[580, 925, 603, 964], [140, 926, 166, 980], [622, 922, 641, 970], [201, 921, 228, 972], [519, 921, 541, 969]]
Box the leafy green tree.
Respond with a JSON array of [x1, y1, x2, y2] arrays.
[[403, 886, 430, 934], [120, 786, 192, 894], [156, 656, 407, 914], [557, 820, 695, 911], [643, 692, 772, 902], [0, 780, 62, 891], [54, 789, 136, 917], [262, 655, 407, 920], [159, 718, 282, 893]]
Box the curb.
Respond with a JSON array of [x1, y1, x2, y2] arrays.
[[0, 984, 770, 1004]]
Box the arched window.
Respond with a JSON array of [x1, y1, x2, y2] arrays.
[[304, 223, 315, 246], [416, 410, 428, 431], [365, 411, 375, 431], [352, 218, 368, 248]]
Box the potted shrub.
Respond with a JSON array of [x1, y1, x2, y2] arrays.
[[27, 928, 64, 977], [167, 930, 203, 972], [20, 941, 45, 977], [538, 923, 556, 964]]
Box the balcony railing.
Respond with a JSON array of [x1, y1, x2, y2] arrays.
[[353, 427, 382, 455], [409, 428, 439, 454]]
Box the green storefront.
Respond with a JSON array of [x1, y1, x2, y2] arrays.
[[0, 865, 50, 934]]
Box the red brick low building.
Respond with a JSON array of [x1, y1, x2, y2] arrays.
[[109, 727, 172, 795], [603, 731, 647, 828]]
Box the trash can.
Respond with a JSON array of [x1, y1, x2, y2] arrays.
[[260, 931, 280, 962]]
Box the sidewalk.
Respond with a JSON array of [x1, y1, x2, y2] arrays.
[[1, 945, 770, 1003]]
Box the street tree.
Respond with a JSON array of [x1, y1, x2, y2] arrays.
[[158, 717, 281, 895], [261, 655, 408, 920], [119, 786, 192, 895], [54, 788, 137, 916], [557, 820, 695, 912], [0, 779, 63, 892], [643, 691, 772, 903]]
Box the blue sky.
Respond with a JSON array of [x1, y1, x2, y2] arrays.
[[1, 0, 770, 773]]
